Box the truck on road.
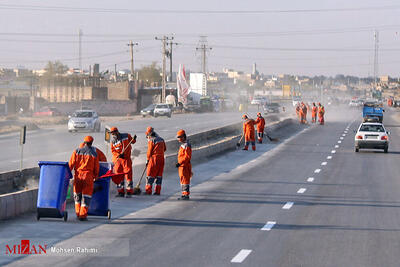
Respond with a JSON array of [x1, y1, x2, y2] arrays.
[[362, 102, 384, 123]]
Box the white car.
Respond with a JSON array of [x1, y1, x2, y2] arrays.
[[68, 110, 101, 132], [251, 97, 266, 105], [354, 122, 389, 153], [153, 104, 172, 118]]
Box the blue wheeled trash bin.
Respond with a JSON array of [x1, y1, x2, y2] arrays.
[[37, 161, 72, 222], [88, 162, 113, 220]]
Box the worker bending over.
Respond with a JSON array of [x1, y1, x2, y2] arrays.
[[242, 114, 256, 151]]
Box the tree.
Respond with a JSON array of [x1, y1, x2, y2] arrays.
[[44, 61, 69, 76], [138, 62, 161, 86]]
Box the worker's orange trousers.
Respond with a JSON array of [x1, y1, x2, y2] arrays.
[[73, 174, 94, 219], [179, 165, 192, 196]]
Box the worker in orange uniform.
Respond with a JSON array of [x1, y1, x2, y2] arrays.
[[301, 102, 308, 124], [69, 136, 99, 221], [295, 104, 300, 119], [176, 129, 192, 200], [318, 104, 325, 125], [241, 114, 256, 151], [145, 127, 166, 195], [79, 143, 107, 162], [254, 112, 265, 143], [110, 127, 137, 197], [311, 103, 317, 123]]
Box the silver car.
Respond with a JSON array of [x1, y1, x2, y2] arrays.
[[68, 110, 101, 132]]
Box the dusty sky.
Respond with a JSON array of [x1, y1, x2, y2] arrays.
[[0, 0, 399, 77]]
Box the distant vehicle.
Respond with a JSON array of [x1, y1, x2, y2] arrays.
[[292, 96, 301, 107], [349, 100, 359, 107], [251, 96, 266, 106], [68, 110, 101, 132], [199, 96, 213, 112], [34, 107, 61, 117], [140, 104, 156, 117], [363, 102, 384, 123], [153, 104, 172, 118], [263, 102, 280, 114], [354, 122, 389, 153]]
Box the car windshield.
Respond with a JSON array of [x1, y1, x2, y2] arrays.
[[359, 125, 385, 132], [73, 111, 93, 118], [146, 104, 155, 109], [156, 104, 169, 108]]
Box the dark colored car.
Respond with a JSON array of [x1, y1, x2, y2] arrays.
[[140, 104, 156, 117]]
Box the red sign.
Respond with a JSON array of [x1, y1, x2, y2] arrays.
[[5, 240, 47, 255]]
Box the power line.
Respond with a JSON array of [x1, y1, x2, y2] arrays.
[[1, 4, 400, 14]]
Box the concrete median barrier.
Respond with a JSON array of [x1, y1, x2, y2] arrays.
[[0, 116, 295, 220]]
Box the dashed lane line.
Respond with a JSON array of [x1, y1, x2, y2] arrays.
[[335, 145, 339, 148], [297, 188, 307, 194], [282, 202, 294, 210], [314, 169, 321, 173], [338, 141, 342, 143], [307, 177, 314, 182], [331, 150, 336, 154], [231, 249, 252, 263], [261, 221, 276, 231], [327, 156, 332, 160], [321, 162, 327, 166]]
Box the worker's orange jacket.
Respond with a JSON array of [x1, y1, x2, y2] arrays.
[[243, 119, 256, 141], [178, 141, 192, 183], [111, 133, 135, 163], [254, 116, 265, 132], [311, 106, 317, 117], [69, 145, 100, 180], [147, 135, 166, 177], [318, 107, 325, 117], [79, 143, 107, 162]]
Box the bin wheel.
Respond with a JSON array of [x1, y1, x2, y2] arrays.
[[36, 213, 40, 221], [107, 210, 111, 220], [63, 212, 68, 222]]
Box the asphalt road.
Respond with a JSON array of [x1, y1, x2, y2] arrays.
[[4, 106, 400, 267], [0, 107, 269, 173]]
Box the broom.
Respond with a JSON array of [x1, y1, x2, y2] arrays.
[[236, 134, 243, 149], [132, 164, 147, 195], [264, 131, 279, 142]]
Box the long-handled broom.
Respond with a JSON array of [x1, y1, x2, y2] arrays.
[[132, 164, 147, 195]]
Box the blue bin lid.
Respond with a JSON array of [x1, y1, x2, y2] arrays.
[[38, 161, 69, 167]]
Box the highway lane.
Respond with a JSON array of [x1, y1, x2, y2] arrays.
[[0, 107, 269, 173], [6, 106, 400, 266]]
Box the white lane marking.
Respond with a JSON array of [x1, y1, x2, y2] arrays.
[[297, 188, 307, 194], [314, 169, 321, 173], [321, 162, 327, 166], [331, 150, 336, 154], [327, 156, 332, 160], [340, 137, 344, 140], [261, 221, 276, 231], [335, 145, 339, 148], [282, 202, 294, 209], [231, 249, 252, 263], [342, 134, 346, 137], [307, 177, 314, 182], [338, 140, 342, 143]]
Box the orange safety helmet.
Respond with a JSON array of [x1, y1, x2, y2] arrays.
[[176, 129, 186, 138], [83, 136, 94, 143], [242, 114, 248, 119], [110, 127, 118, 133], [257, 112, 261, 117], [145, 126, 154, 136]]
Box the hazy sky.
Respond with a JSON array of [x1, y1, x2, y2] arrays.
[[0, 0, 400, 77]]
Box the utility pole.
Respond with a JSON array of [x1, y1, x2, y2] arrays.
[[196, 36, 212, 96], [127, 41, 139, 81], [168, 41, 178, 82], [78, 29, 83, 71], [114, 64, 117, 82], [155, 35, 174, 103], [373, 30, 379, 89]]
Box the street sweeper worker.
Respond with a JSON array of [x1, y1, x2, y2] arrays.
[[254, 112, 266, 143], [318, 105, 325, 125], [69, 136, 99, 221], [145, 126, 166, 195], [241, 114, 256, 151], [79, 143, 107, 162], [311, 103, 317, 123], [176, 129, 192, 200], [110, 127, 137, 197]]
